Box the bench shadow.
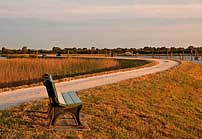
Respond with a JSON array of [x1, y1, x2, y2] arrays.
[[26, 110, 47, 114], [1, 109, 90, 131], [26, 110, 48, 119], [30, 111, 90, 130]]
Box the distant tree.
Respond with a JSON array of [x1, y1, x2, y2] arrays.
[[52, 46, 62, 53], [178, 47, 185, 53], [197, 47, 202, 53], [89, 47, 96, 54], [2, 47, 7, 54], [63, 48, 70, 54], [188, 46, 194, 50], [143, 47, 153, 54], [170, 47, 178, 54], [22, 46, 28, 54], [91, 47, 95, 50], [184, 46, 193, 54]]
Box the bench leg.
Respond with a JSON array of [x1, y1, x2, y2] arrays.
[[67, 105, 83, 126], [49, 105, 83, 126], [48, 107, 54, 127], [75, 105, 82, 126], [51, 107, 62, 126], [47, 104, 52, 118]]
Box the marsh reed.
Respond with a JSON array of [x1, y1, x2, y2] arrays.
[[0, 58, 119, 88]]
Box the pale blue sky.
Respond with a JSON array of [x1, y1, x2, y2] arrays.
[[0, 0, 202, 49]]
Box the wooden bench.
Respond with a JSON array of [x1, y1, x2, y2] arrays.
[[43, 74, 82, 126]]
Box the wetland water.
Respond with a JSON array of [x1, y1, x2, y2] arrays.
[[138, 55, 202, 64]]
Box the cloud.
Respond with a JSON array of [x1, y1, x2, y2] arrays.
[[1, 0, 202, 48], [1, 1, 202, 22]]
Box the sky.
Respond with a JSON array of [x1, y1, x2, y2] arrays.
[[0, 0, 202, 49]]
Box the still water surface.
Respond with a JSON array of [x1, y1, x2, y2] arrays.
[[138, 55, 202, 64]]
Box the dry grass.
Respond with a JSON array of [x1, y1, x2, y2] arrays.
[[0, 58, 149, 90], [0, 58, 119, 88], [0, 61, 201, 138]]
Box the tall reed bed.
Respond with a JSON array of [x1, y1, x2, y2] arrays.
[[0, 58, 119, 88]]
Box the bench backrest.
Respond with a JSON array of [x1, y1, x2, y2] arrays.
[[43, 74, 59, 105]]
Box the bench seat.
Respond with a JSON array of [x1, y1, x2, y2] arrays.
[[57, 91, 82, 106]]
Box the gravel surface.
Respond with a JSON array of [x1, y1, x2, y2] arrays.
[[0, 58, 179, 110]]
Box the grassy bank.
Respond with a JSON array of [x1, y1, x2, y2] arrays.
[[0, 58, 149, 89], [0, 61, 201, 138]]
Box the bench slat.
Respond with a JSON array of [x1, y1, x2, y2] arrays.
[[49, 76, 58, 98], [57, 92, 66, 104], [62, 93, 74, 105], [68, 92, 82, 104]]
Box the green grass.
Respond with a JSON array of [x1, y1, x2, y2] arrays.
[[117, 59, 150, 68], [0, 62, 202, 138]]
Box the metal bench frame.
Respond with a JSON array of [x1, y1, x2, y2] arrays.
[[43, 74, 82, 127]]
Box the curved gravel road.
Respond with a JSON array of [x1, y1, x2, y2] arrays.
[[0, 58, 179, 110]]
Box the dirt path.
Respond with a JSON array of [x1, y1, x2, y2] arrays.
[[0, 58, 179, 110]]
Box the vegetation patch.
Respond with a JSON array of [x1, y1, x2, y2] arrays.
[[0, 58, 149, 89], [0, 61, 201, 138]]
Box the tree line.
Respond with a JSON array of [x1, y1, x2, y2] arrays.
[[1, 46, 202, 55]]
